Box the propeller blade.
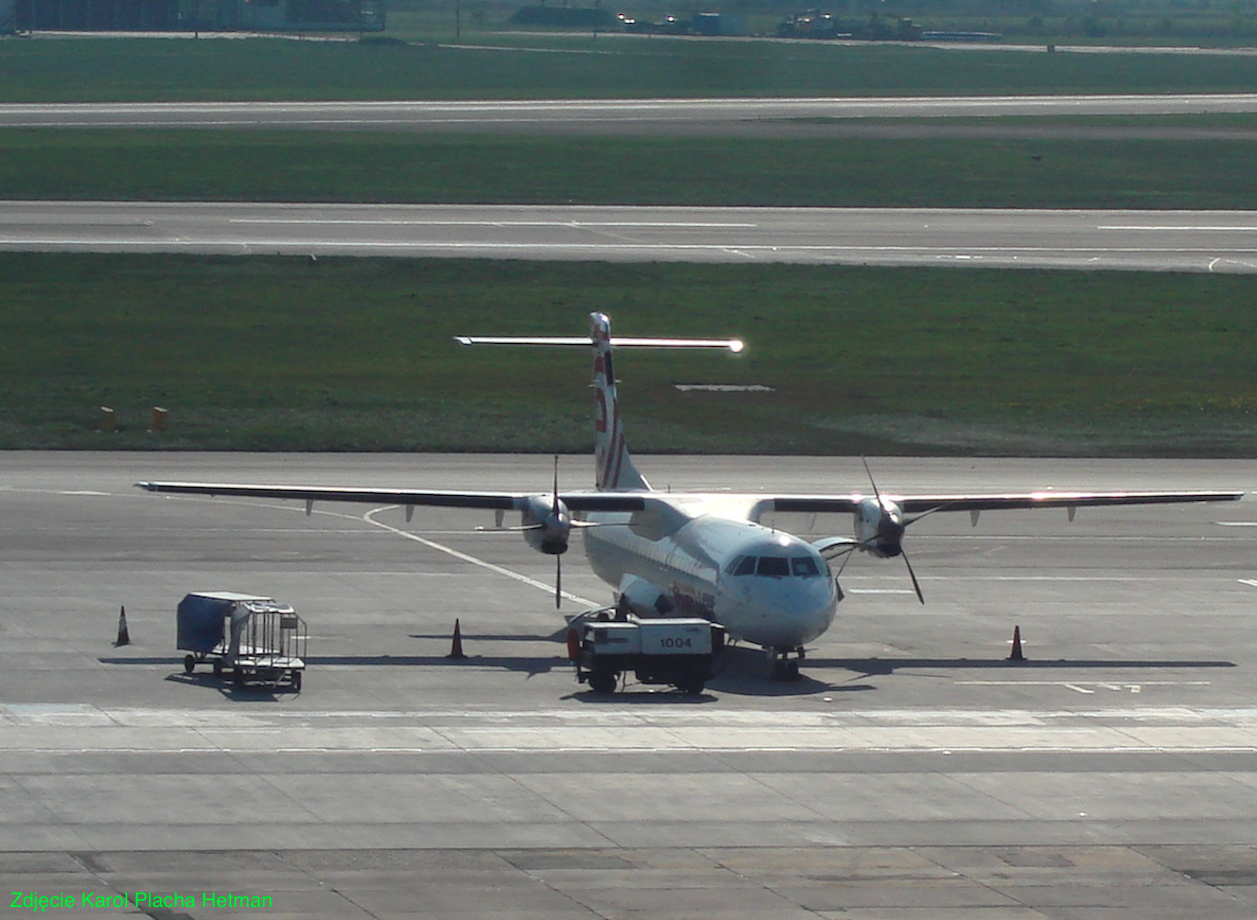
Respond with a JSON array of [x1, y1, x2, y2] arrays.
[[863, 456, 923, 601], [834, 545, 858, 579], [861, 456, 883, 504], [552, 454, 560, 514], [903, 499, 962, 528], [902, 550, 925, 604], [555, 554, 562, 609]]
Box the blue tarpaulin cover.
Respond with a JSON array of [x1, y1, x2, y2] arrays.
[[176, 592, 272, 654]]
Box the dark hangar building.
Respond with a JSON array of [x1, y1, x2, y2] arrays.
[[10, 0, 383, 31]]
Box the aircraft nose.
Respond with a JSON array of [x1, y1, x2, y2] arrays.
[[757, 578, 837, 647]]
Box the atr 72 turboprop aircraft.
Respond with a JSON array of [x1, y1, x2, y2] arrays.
[[139, 312, 1243, 680]]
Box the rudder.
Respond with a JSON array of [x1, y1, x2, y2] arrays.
[[590, 312, 650, 492]]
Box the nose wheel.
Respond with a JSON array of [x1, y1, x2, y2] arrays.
[[767, 646, 805, 681]]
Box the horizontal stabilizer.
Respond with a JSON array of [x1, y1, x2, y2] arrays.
[[455, 335, 743, 351]]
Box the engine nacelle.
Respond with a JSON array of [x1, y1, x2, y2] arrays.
[[616, 574, 676, 617], [855, 497, 906, 558], [520, 494, 571, 555]]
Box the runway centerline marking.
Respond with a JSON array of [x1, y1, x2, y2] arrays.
[[227, 218, 759, 228]]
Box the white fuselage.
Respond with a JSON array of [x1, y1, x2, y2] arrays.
[[582, 494, 839, 650]]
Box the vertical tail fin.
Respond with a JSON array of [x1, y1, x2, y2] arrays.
[[454, 314, 743, 494], [590, 312, 650, 492]]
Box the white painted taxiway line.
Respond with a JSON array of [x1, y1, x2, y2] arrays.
[[363, 507, 601, 608], [5, 706, 1257, 754]]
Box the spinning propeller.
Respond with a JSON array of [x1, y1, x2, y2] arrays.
[[826, 458, 956, 605]]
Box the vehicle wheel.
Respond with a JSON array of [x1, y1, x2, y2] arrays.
[[678, 679, 705, 696], [233, 668, 247, 688], [183, 654, 195, 674], [291, 671, 302, 693], [212, 660, 223, 677], [588, 670, 618, 694]]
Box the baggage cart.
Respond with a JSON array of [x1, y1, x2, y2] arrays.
[[177, 592, 307, 691]]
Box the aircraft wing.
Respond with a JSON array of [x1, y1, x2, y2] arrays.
[[771, 490, 1243, 515], [134, 481, 647, 513]]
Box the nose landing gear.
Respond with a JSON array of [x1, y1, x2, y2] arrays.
[[767, 645, 805, 681]]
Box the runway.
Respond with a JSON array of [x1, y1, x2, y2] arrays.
[[5, 201, 1257, 271], [3, 451, 1257, 917], [6, 93, 1257, 271], [3, 94, 1257, 132]]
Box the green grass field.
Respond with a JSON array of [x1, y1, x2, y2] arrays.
[[5, 36, 1257, 102], [2, 36, 1255, 456], [2, 123, 1256, 208], [2, 253, 1253, 456]]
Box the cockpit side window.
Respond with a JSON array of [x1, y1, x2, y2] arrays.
[[728, 555, 757, 576], [791, 556, 821, 577], [756, 556, 790, 577]]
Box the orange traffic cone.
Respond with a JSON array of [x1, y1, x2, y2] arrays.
[[1007, 624, 1025, 662], [115, 605, 130, 646], [446, 619, 468, 660]]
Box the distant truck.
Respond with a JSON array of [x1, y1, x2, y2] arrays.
[[776, 9, 921, 40], [177, 592, 307, 691], [572, 615, 724, 695]]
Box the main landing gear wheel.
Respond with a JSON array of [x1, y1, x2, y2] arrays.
[[771, 659, 800, 681], [183, 654, 195, 674]]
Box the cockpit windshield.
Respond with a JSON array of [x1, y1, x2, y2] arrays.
[[726, 554, 824, 578], [757, 556, 790, 577], [792, 556, 821, 577]]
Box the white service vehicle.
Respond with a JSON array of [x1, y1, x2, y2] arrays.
[[573, 615, 725, 695]]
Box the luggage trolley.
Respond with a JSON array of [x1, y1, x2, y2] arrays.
[[177, 592, 307, 691]]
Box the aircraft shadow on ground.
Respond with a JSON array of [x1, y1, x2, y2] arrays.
[[101, 653, 574, 680], [707, 645, 876, 697], [703, 645, 1237, 696], [102, 646, 1236, 700]]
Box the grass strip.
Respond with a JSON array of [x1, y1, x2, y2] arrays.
[[3, 128, 1257, 208], [1, 252, 1254, 456], [6, 38, 1257, 102]]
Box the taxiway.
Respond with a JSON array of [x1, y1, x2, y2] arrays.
[[2, 452, 1256, 918]]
